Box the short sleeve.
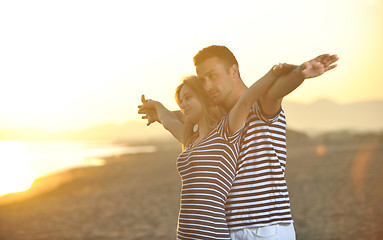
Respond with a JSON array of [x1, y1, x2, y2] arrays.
[[216, 114, 244, 146], [252, 100, 282, 124]]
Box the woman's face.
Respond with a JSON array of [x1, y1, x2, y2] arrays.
[[179, 85, 203, 123]]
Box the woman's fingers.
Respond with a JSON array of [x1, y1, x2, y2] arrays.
[[141, 94, 147, 104]]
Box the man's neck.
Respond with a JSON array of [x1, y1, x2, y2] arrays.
[[223, 80, 248, 111]]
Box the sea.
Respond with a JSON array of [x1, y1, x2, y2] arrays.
[[0, 140, 156, 196]]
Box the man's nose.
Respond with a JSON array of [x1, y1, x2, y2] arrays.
[[203, 79, 212, 91]]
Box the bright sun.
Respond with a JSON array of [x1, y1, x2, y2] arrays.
[[0, 141, 36, 196]]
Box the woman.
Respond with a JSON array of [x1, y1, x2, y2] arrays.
[[139, 64, 290, 239]]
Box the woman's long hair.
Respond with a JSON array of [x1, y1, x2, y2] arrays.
[[175, 75, 225, 150]]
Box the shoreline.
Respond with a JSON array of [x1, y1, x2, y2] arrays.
[[0, 147, 183, 239], [0, 139, 180, 205], [0, 143, 181, 206]]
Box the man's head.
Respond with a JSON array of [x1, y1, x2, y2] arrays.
[[193, 45, 244, 109], [193, 45, 239, 70]]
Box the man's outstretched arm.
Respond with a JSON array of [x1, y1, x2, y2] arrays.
[[260, 54, 339, 115]]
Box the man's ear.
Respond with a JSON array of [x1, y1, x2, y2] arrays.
[[230, 64, 239, 78]]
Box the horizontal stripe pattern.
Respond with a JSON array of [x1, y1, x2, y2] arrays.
[[225, 102, 293, 230], [176, 116, 241, 239]]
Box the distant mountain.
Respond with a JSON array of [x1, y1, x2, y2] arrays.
[[0, 121, 173, 142], [282, 99, 383, 134], [66, 121, 172, 142], [1, 99, 382, 141]]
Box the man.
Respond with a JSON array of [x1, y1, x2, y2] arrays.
[[139, 45, 338, 239]]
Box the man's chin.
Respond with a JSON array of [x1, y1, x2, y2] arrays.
[[211, 96, 224, 105]]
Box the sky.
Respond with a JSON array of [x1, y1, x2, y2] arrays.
[[1, 0, 382, 130]]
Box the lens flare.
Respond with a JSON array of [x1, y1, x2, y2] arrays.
[[316, 144, 327, 156], [350, 139, 379, 202]]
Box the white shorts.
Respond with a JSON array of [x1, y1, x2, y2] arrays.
[[230, 223, 296, 240]]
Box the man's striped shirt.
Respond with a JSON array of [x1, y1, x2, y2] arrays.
[[225, 101, 293, 231], [176, 115, 242, 240]]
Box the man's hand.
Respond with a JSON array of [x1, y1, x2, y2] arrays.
[[260, 53, 339, 116], [300, 54, 339, 79], [137, 95, 160, 126]]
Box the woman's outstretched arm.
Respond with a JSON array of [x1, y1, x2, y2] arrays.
[[138, 95, 184, 143]]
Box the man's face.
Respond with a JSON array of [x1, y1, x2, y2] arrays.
[[196, 57, 235, 105]]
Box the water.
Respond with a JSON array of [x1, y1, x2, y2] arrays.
[[0, 141, 156, 196]]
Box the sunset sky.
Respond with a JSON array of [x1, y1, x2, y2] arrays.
[[1, 0, 382, 130]]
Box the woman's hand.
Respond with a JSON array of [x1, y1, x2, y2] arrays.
[[138, 95, 184, 142], [138, 95, 160, 126], [272, 63, 298, 77]]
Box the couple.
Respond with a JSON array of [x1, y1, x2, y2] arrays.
[[138, 45, 338, 240]]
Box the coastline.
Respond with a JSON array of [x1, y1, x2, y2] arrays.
[[0, 146, 183, 239]]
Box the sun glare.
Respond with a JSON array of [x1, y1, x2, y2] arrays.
[[0, 141, 36, 196]]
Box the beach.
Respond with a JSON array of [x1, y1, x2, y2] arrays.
[[0, 135, 382, 240]]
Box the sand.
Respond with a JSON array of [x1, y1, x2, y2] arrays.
[[0, 136, 382, 240]]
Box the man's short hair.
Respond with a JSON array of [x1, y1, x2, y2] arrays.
[[193, 45, 238, 69]]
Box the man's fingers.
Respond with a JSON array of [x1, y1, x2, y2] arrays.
[[316, 53, 330, 61], [326, 55, 339, 66], [325, 64, 337, 71], [321, 54, 338, 66]]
